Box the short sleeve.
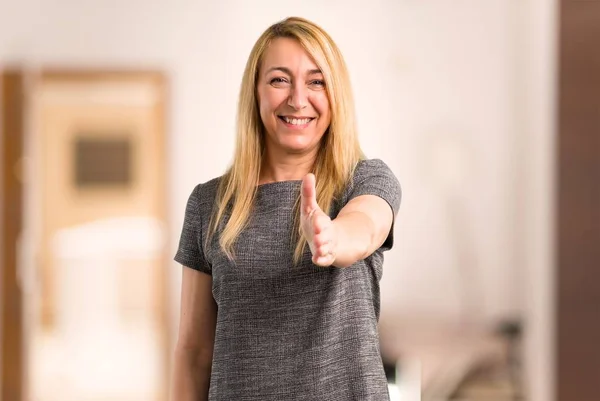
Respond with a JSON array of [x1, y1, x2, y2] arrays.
[[347, 159, 402, 251], [174, 184, 212, 274]]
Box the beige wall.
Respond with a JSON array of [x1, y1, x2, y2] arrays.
[[0, 1, 557, 400], [1, 0, 525, 320]]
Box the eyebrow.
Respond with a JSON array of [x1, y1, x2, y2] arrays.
[[266, 66, 322, 76]]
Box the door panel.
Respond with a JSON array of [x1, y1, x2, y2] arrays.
[[30, 71, 169, 401], [557, 1, 600, 400]]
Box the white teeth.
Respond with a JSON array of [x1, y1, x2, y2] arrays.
[[283, 117, 312, 125]]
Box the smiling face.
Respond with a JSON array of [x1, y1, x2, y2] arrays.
[[256, 37, 331, 156]]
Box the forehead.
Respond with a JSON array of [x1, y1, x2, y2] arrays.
[[261, 37, 320, 72]]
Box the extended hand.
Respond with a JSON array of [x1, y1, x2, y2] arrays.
[[300, 173, 338, 266]]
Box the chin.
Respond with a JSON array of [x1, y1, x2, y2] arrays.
[[278, 137, 319, 153]]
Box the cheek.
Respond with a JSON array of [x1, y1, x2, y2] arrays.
[[257, 91, 270, 118], [313, 94, 331, 123], [259, 101, 270, 122], [259, 88, 285, 115]]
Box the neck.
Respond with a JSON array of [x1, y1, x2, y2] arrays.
[[259, 147, 318, 184]]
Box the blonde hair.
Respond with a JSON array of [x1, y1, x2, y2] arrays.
[[208, 16, 364, 263]]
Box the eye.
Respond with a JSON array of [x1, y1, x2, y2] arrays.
[[309, 79, 326, 89], [269, 77, 289, 87]]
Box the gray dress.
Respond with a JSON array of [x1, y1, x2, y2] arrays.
[[175, 159, 401, 401]]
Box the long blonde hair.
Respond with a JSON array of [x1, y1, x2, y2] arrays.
[[208, 16, 364, 263]]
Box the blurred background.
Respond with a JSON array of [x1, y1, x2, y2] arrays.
[[1, 0, 598, 400]]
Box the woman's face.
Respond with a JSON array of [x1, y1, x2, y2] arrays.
[[257, 37, 331, 156]]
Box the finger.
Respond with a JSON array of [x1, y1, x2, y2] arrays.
[[307, 211, 332, 235], [317, 243, 331, 257], [311, 214, 331, 235], [313, 231, 331, 248], [301, 173, 318, 215], [313, 252, 335, 267]]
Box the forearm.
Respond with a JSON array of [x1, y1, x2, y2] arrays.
[[332, 210, 377, 268], [171, 346, 212, 401]]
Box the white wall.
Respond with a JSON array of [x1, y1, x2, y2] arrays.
[[520, 0, 558, 400], [0, 0, 524, 326], [0, 1, 556, 398]]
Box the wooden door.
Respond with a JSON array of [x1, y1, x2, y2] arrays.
[[29, 70, 170, 401], [557, 1, 600, 400]]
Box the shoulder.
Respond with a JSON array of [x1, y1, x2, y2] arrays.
[[350, 158, 400, 190], [188, 175, 224, 211], [353, 158, 395, 179], [339, 158, 401, 213]]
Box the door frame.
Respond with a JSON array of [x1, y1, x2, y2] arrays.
[[2, 68, 172, 401], [1, 69, 25, 401], [556, 2, 600, 400]]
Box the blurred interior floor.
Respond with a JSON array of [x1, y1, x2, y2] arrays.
[[29, 316, 162, 401], [448, 333, 523, 401]]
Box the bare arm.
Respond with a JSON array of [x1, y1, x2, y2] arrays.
[[331, 194, 393, 268], [171, 266, 217, 401], [301, 174, 395, 268]]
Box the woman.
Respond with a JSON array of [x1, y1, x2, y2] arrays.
[[172, 16, 401, 401]]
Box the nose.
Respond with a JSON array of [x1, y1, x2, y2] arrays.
[[287, 84, 308, 110]]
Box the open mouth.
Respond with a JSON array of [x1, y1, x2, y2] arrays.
[[278, 116, 315, 126]]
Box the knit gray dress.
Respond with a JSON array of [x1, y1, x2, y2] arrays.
[[174, 159, 401, 401]]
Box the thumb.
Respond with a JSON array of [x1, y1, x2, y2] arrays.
[[301, 173, 318, 215]]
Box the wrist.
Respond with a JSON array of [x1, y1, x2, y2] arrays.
[[330, 219, 352, 268]]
